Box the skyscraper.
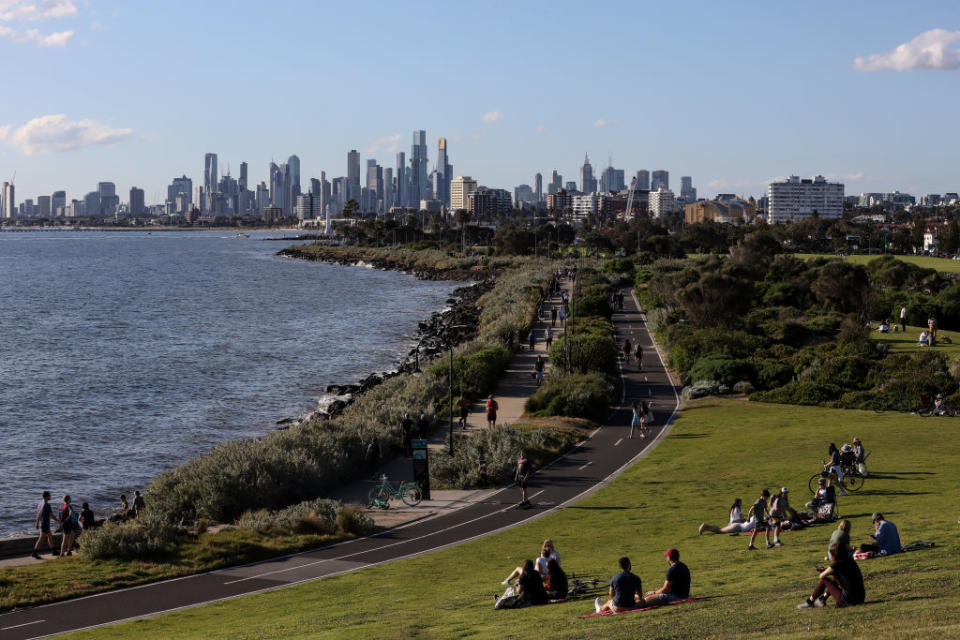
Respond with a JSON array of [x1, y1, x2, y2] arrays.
[[129, 187, 145, 215], [204, 153, 218, 194], [580, 154, 597, 194], [366, 159, 383, 213], [1, 182, 12, 218], [347, 150, 361, 205], [37, 195, 51, 217], [51, 190, 66, 216], [635, 170, 650, 191], [167, 175, 193, 213], [396, 152, 407, 207], [383, 167, 394, 211], [269, 162, 282, 208], [549, 170, 562, 196], [651, 170, 669, 190], [534, 173, 543, 203], [435, 137, 452, 207], [239, 162, 248, 191], [287, 154, 301, 217], [680, 176, 696, 202], [450, 176, 478, 211], [410, 130, 428, 207]]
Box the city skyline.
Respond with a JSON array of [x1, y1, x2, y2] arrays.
[[1, 1, 959, 201]]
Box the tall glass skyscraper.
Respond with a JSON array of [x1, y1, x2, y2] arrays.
[[410, 130, 428, 207]]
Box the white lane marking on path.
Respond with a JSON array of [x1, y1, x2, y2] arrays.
[[2, 620, 45, 631], [222, 490, 548, 586], [614, 438, 623, 447], [579, 461, 592, 471]]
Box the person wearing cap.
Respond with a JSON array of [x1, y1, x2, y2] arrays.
[[642, 548, 691, 605], [860, 513, 902, 556], [851, 438, 867, 477]]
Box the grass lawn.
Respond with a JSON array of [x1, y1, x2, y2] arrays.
[[872, 324, 960, 357], [65, 399, 960, 639], [794, 253, 960, 274]]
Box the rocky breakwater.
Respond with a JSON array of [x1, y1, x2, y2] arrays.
[[277, 280, 492, 427], [277, 245, 489, 281]]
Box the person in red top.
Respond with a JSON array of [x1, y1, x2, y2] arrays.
[[486, 395, 499, 428]]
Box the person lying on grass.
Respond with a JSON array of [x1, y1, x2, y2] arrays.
[[699, 497, 757, 535], [797, 540, 865, 609], [595, 556, 643, 613], [642, 548, 691, 605]]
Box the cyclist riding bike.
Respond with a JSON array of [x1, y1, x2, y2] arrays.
[[933, 393, 950, 416]]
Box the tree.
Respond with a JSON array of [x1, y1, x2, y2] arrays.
[[939, 220, 960, 254], [342, 199, 359, 219]]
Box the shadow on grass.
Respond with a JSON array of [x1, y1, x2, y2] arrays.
[[565, 505, 649, 511], [852, 490, 931, 497], [669, 433, 708, 439], [869, 471, 935, 478]]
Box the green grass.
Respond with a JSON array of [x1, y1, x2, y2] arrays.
[[64, 399, 960, 639], [872, 324, 960, 357], [794, 253, 960, 274]]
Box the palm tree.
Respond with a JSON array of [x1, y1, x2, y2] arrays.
[[454, 209, 471, 254]]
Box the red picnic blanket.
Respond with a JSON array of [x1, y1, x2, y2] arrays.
[[579, 596, 712, 618]]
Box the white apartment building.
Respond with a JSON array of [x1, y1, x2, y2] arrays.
[[648, 187, 677, 217], [767, 175, 843, 223], [450, 176, 477, 211], [570, 194, 598, 224]]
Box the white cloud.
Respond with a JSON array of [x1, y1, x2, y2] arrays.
[[0, 0, 77, 46], [854, 28, 960, 71], [593, 118, 620, 128], [0, 114, 133, 154], [365, 133, 401, 154], [481, 111, 503, 123]]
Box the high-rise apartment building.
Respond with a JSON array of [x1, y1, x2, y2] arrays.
[[1, 182, 12, 218], [294, 192, 322, 220], [450, 176, 478, 211], [649, 187, 677, 217], [37, 195, 51, 217], [383, 167, 394, 211], [204, 153, 218, 194], [435, 137, 452, 207], [600, 163, 625, 192], [129, 187, 145, 215], [287, 154, 301, 216], [51, 190, 66, 216], [535, 173, 543, 202], [767, 175, 844, 223], [580, 154, 597, 193], [651, 170, 669, 190], [635, 170, 650, 190], [410, 130, 428, 207]]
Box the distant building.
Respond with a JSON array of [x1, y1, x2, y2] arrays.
[[571, 194, 598, 223], [450, 176, 478, 211], [204, 153, 218, 197], [435, 137, 452, 207], [635, 170, 650, 191], [263, 204, 282, 223], [84, 191, 100, 217], [580, 154, 597, 193], [514, 184, 535, 205], [548, 170, 562, 195], [51, 190, 66, 217], [651, 170, 669, 191], [767, 175, 844, 223], [129, 187, 146, 215], [294, 193, 322, 220], [469, 187, 511, 217], [37, 195, 51, 217], [679, 176, 696, 202], [1, 181, 13, 218], [419, 199, 443, 213], [685, 197, 756, 225], [649, 187, 677, 217], [546, 188, 573, 212], [410, 130, 429, 207], [600, 163, 625, 192], [534, 173, 543, 202]]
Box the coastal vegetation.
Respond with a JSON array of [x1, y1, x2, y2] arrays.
[[637, 242, 960, 410], [64, 398, 960, 639]]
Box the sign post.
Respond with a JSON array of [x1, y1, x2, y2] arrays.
[[411, 439, 430, 501]]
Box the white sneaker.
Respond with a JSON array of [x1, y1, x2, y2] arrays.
[[501, 578, 510, 585], [595, 597, 603, 613]]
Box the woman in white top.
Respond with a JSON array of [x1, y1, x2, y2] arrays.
[[698, 498, 757, 535], [503, 539, 561, 584]]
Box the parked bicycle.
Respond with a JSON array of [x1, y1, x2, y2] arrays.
[[807, 458, 864, 494], [368, 474, 423, 509]]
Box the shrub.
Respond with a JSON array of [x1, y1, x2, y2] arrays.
[[733, 381, 755, 395], [430, 345, 512, 402], [756, 362, 794, 389], [338, 505, 375, 536], [682, 380, 720, 399], [549, 334, 619, 378], [751, 380, 844, 405], [80, 513, 182, 560], [669, 329, 765, 374], [603, 258, 635, 275], [574, 292, 612, 319], [688, 357, 756, 387], [525, 373, 614, 422]]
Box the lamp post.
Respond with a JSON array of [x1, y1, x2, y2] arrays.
[[440, 323, 471, 455]]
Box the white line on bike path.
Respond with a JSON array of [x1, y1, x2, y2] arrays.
[[579, 461, 592, 470], [1, 620, 44, 631], [614, 438, 623, 446]]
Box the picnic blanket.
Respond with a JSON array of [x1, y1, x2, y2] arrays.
[[579, 595, 712, 618]]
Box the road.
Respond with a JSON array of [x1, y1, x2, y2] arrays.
[[0, 287, 680, 639]]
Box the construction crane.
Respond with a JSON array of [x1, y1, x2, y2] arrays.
[[624, 175, 637, 220]]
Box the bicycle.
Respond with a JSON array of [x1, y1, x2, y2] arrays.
[[807, 459, 864, 494], [367, 474, 423, 509], [567, 574, 606, 598]]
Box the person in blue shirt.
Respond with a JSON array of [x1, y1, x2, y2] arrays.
[[643, 548, 691, 604], [860, 512, 902, 556], [595, 557, 643, 613]]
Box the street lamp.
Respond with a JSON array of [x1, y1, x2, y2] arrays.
[[440, 323, 471, 456]]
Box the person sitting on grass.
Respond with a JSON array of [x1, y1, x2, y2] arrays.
[[806, 477, 838, 522], [543, 558, 568, 600], [797, 540, 865, 609], [860, 513, 903, 556], [595, 556, 643, 613], [516, 559, 549, 605], [918, 330, 930, 347], [502, 539, 560, 585], [699, 498, 756, 535], [827, 520, 852, 561], [747, 489, 771, 550], [642, 548, 691, 605]]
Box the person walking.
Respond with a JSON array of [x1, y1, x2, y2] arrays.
[[545, 327, 553, 350], [900, 305, 907, 332], [534, 355, 545, 387], [635, 343, 643, 371], [551, 307, 558, 327], [528, 329, 536, 352], [623, 338, 632, 363], [456, 396, 470, 431], [630, 401, 642, 439], [515, 449, 533, 506], [58, 495, 77, 556], [486, 395, 499, 428], [32, 490, 59, 559]]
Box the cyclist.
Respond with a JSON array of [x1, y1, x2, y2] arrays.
[[515, 449, 533, 506], [630, 401, 641, 439], [827, 443, 848, 496]]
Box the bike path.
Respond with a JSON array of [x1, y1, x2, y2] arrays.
[[0, 287, 679, 639]]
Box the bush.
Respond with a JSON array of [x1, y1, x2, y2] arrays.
[[574, 292, 612, 319], [338, 505, 376, 536], [549, 334, 619, 378], [688, 357, 757, 387], [603, 258, 635, 275], [430, 345, 512, 402], [80, 513, 182, 560], [751, 380, 844, 405], [733, 381, 755, 395], [525, 373, 614, 422], [756, 362, 794, 389], [682, 380, 721, 399]]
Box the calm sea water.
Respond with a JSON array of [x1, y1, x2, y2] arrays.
[[0, 231, 455, 536]]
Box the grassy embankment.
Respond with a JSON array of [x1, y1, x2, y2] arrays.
[[794, 253, 960, 274], [64, 398, 960, 640]]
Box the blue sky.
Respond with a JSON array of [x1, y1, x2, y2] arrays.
[[1, 0, 959, 204]]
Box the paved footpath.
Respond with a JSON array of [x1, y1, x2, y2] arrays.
[[0, 286, 680, 639]]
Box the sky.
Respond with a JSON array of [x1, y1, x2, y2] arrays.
[[1, 0, 959, 205]]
